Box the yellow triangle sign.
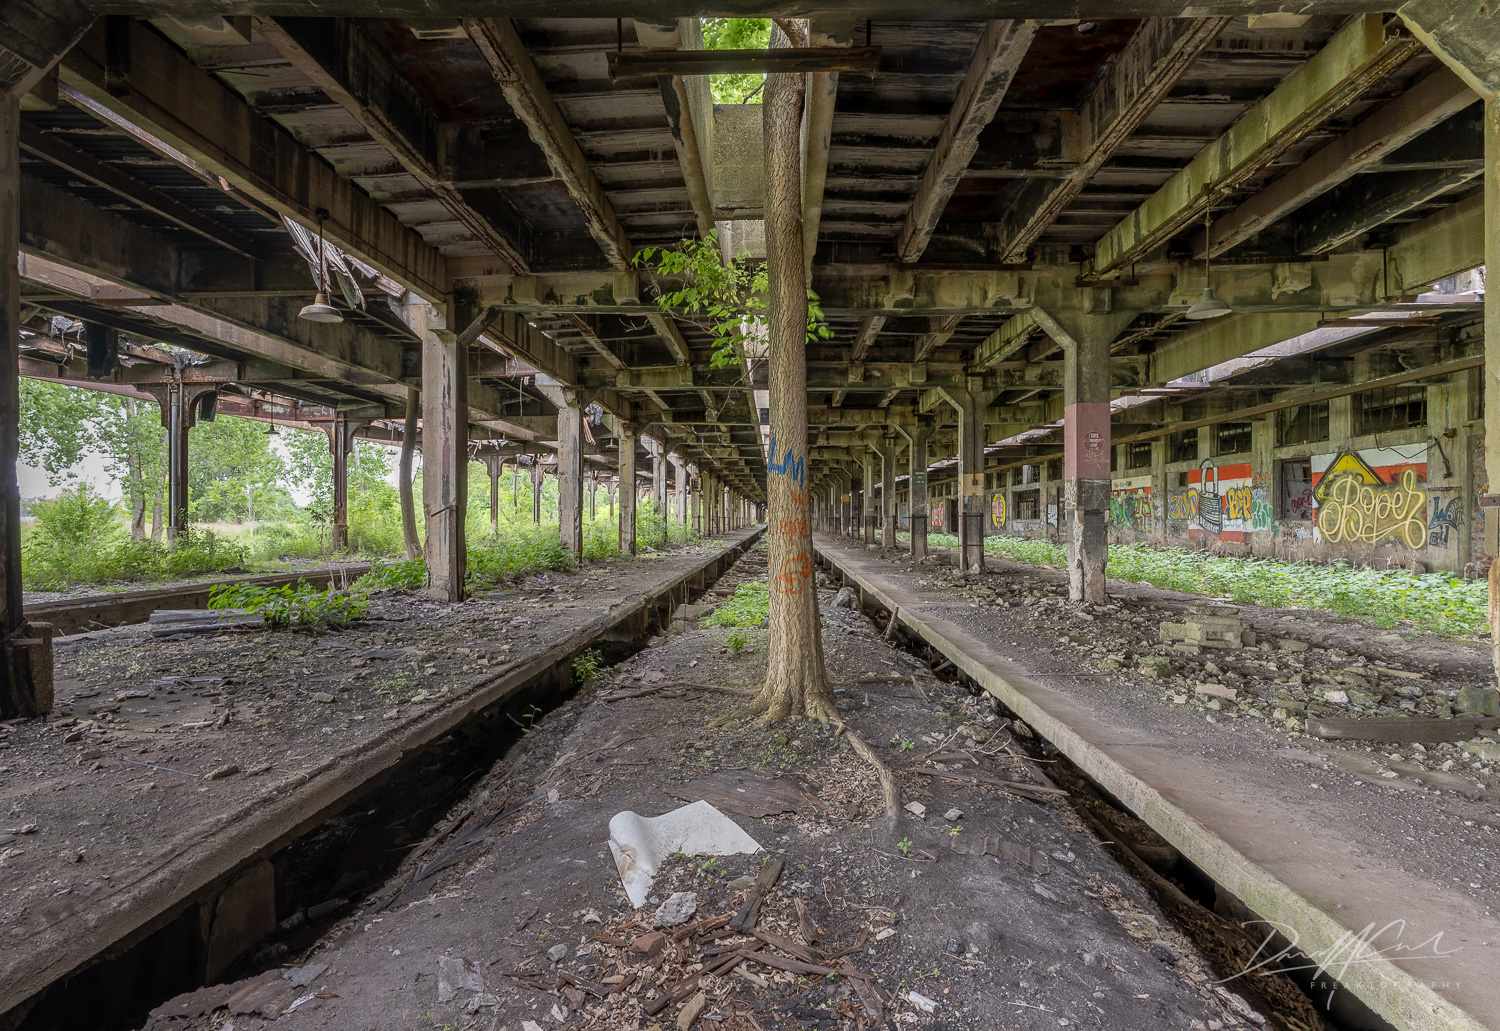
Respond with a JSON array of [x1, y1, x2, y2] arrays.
[[1313, 451, 1381, 503]]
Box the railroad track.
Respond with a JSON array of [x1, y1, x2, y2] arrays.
[[25, 565, 373, 637]]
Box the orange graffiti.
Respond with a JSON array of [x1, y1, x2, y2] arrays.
[[774, 553, 813, 595]]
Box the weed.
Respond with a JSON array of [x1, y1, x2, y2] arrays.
[[948, 824, 962, 838], [700, 857, 727, 878], [699, 580, 769, 628], [572, 648, 606, 685], [727, 630, 749, 654], [896, 837, 913, 856], [209, 580, 368, 630], [356, 558, 426, 592], [899, 740, 914, 752]]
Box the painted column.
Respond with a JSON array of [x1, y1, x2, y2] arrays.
[[673, 455, 687, 527], [955, 386, 997, 575], [419, 307, 467, 601], [861, 450, 877, 545], [618, 429, 637, 555], [1484, 94, 1500, 699], [1250, 417, 1273, 558], [1063, 329, 1111, 603], [839, 468, 853, 538], [557, 398, 584, 561], [902, 418, 935, 558], [1150, 438, 1168, 544]]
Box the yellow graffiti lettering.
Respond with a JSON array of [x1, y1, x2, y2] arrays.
[[1224, 485, 1252, 523], [1166, 489, 1198, 522], [1315, 469, 1427, 548]]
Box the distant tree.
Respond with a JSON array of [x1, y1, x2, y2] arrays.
[[701, 18, 770, 104], [188, 416, 293, 524], [19, 380, 165, 538]]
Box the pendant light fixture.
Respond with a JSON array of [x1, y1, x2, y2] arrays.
[[298, 210, 344, 324], [1185, 203, 1231, 321]]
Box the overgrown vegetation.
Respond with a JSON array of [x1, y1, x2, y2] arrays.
[[701, 18, 770, 104], [22, 485, 249, 591], [699, 579, 770, 628], [572, 648, 606, 685], [977, 534, 1488, 636], [209, 579, 369, 630]]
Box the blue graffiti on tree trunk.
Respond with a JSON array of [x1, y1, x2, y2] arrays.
[[766, 436, 806, 488]]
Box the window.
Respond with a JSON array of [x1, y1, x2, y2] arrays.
[[1277, 401, 1329, 446], [1127, 441, 1153, 469], [1013, 488, 1040, 521], [1357, 384, 1427, 434], [1216, 421, 1252, 456], [1110, 447, 1118, 472], [1020, 464, 1038, 485], [1170, 429, 1198, 464], [1280, 460, 1313, 520]]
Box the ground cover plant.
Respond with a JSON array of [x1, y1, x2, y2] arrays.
[[698, 579, 770, 628], [209, 579, 369, 630], [965, 533, 1487, 636]]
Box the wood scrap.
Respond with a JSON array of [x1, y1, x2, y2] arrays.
[[728, 856, 783, 932], [149, 609, 265, 637], [916, 766, 1067, 801]]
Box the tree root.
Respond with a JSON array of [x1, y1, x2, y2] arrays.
[[833, 718, 904, 828]]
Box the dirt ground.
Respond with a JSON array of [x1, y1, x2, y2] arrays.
[[0, 540, 739, 1009], [134, 545, 1270, 1031], [829, 540, 1500, 928]]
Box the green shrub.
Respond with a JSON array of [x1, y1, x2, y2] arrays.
[[209, 579, 368, 630], [355, 558, 427, 592], [699, 580, 769, 628]]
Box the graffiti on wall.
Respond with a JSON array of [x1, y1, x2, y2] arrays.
[[1109, 484, 1151, 533], [1311, 449, 1428, 549], [990, 493, 1006, 531], [1251, 488, 1274, 532], [1172, 461, 1255, 541], [1428, 495, 1462, 549], [1166, 488, 1198, 523]]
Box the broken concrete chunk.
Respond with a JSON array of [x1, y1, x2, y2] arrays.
[[1194, 684, 1238, 702], [631, 931, 667, 958], [436, 956, 483, 1003], [832, 586, 858, 609], [907, 990, 938, 1013], [943, 808, 963, 822], [653, 891, 699, 928], [1455, 686, 1499, 717], [903, 801, 927, 819], [1158, 617, 1244, 650], [546, 943, 570, 963]]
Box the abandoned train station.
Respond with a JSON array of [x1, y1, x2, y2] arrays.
[[3, 2, 1500, 1030]]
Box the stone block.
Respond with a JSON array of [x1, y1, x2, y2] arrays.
[[1454, 686, 1499, 717]]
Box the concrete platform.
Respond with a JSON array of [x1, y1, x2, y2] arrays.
[[0, 532, 760, 1025], [815, 536, 1500, 1031]]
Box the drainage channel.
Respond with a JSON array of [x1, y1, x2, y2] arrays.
[[818, 548, 1398, 1031], [5, 533, 761, 1031]]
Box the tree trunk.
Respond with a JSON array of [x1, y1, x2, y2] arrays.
[[754, 31, 834, 722], [124, 399, 146, 539], [400, 387, 420, 560]]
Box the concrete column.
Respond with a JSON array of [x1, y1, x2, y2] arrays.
[[650, 442, 667, 545], [839, 468, 853, 538], [589, 473, 597, 523], [1150, 438, 1168, 542], [618, 429, 637, 554], [877, 437, 901, 549], [399, 387, 420, 559], [419, 307, 467, 602], [954, 387, 997, 575], [901, 419, 935, 558], [672, 455, 687, 527], [861, 450, 877, 545], [689, 465, 702, 534], [1062, 325, 1112, 603], [557, 400, 584, 562], [0, 93, 49, 717]]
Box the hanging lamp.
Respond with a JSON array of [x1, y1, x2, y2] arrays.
[[298, 211, 344, 324], [1185, 203, 1231, 321]]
